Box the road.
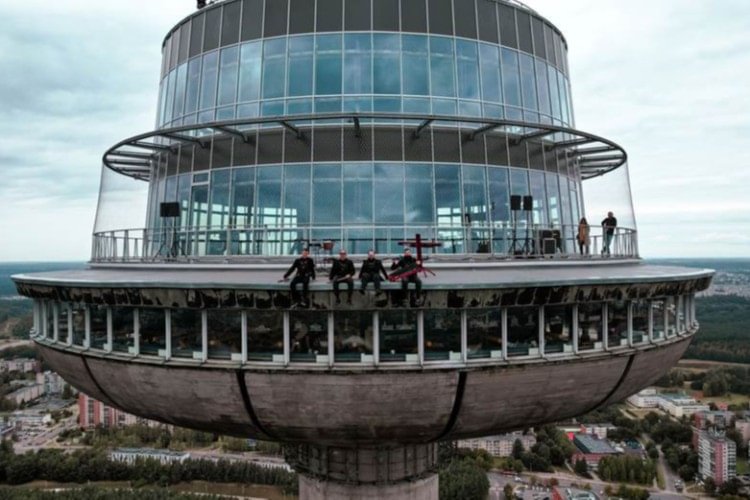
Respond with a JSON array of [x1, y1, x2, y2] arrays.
[[0, 339, 32, 351]]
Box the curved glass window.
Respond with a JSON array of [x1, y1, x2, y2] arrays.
[[158, 34, 573, 129], [507, 306, 539, 357], [149, 163, 582, 257], [379, 310, 418, 362]]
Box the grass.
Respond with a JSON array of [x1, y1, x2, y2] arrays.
[[656, 469, 666, 490], [738, 457, 749, 475], [698, 392, 750, 406]]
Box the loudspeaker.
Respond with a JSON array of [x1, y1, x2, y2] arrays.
[[160, 202, 181, 218], [510, 195, 521, 211], [523, 195, 533, 211]]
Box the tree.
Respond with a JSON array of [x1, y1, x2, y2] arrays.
[[718, 477, 741, 496], [703, 477, 717, 495], [438, 459, 490, 500], [503, 483, 514, 500], [574, 458, 588, 476], [511, 438, 524, 460]]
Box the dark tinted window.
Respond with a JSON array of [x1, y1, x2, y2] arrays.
[[476, 0, 498, 43], [373, 0, 399, 31], [428, 0, 453, 35], [497, 4, 517, 49], [345, 0, 370, 30], [178, 22, 190, 63], [221, 1, 241, 46], [290, 0, 315, 33], [264, 0, 288, 37], [453, 0, 477, 39], [241, 0, 263, 41], [531, 16, 545, 58], [203, 7, 222, 51], [189, 14, 205, 57], [401, 0, 427, 32], [516, 10, 532, 54], [553, 33, 563, 71], [317, 0, 343, 32], [544, 24, 556, 66], [169, 30, 180, 70]]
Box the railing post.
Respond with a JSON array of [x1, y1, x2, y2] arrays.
[[123, 230, 129, 262]]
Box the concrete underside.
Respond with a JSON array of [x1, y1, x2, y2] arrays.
[[298, 473, 438, 500], [37, 337, 690, 446]]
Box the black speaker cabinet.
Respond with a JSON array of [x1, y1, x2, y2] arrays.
[[160, 202, 181, 218], [510, 195, 521, 211], [523, 195, 533, 211]]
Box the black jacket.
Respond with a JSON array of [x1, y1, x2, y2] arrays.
[[392, 255, 418, 271], [359, 258, 388, 279], [284, 257, 316, 279], [329, 258, 355, 280], [601, 216, 618, 235]]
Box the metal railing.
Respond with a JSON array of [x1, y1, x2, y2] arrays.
[[91, 224, 638, 263]]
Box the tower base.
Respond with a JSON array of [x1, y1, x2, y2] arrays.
[[299, 473, 438, 500], [286, 443, 440, 500]]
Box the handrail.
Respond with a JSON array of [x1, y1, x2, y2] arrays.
[[90, 223, 638, 263]]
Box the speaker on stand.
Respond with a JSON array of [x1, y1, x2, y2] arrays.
[[509, 195, 522, 255], [522, 195, 533, 255], [156, 202, 182, 260]]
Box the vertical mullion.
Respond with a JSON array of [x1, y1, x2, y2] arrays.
[[133, 308, 141, 356], [201, 310, 208, 362], [648, 301, 654, 344], [417, 310, 424, 366], [84, 306, 91, 349], [165, 309, 172, 360], [53, 303, 59, 342], [602, 302, 608, 351], [67, 304, 73, 346], [501, 308, 508, 360], [627, 301, 633, 347], [537, 306, 544, 356], [373, 311, 380, 366], [241, 310, 248, 364], [572, 304, 579, 354], [327, 311, 335, 367], [106, 307, 113, 352], [283, 311, 290, 365], [460, 309, 467, 363]]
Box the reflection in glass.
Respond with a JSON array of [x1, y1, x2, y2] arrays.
[[334, 311, 373, 362], [467, 308, 502, 359], [316, 34, 342, 95], [90, 305, 107, 350], [207, 310, 242, 360], [424, 309, 461, 361], [501, 48, 522, 107], [666, 297, 677, 337], [456, 40, 480, 100], [374, 34, 400, 95], [430, 37, 455, 97], [544, 305, 573, 354], [239, 41, 262, 102], [289, 36, 314, 96], [379, 310, 418, 362], [607, 301, 629, 348], [507, 306, 539, 357], [652, 300, 665, 340], [171, 310, 201, 358], [577, 303, 602, 351], [199, 51, 218, 110], [519, 54, 538, 112], [217, 46, 239, 106], [402, 35, 429, 96], [140, 308, 166, 356], [632, 300, 650, 344], [263, 38, 287, 99], [58, 304, 69, 343], [344, 34, 372, 95], [479, 44, 501, 103], [112, 307, 135, 353], [72, 304, 86, 346], [248, 310, 283, 361], [290, 310, 327, 362]]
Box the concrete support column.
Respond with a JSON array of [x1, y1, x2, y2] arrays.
[[286, 443, 439, 500]]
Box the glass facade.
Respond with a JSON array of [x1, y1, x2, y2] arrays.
[[157, 33, 573, 130], [149, 162, 579, 255], [35, 294, 697, 366]]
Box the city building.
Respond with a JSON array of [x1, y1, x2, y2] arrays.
[[110, 447, 191, 465], [457, 431, 535, 457], [626, 387, 659, 409], [0, 358, 38, 374], [698, 429, 737, 486], [552, 487, 597, 500], [658, 393, 710, 418], [78, 393, 140, 429], [735, 418, 750, 444], [694, 410, 735, 430], [5, 382, 44, 407], [12, 0, 713, 497], [572, 433, 619, 471]]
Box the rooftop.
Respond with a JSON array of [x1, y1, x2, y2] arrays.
[[574, 433, 618, 455]]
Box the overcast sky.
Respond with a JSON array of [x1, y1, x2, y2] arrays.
[[0, 0, 747, 261]]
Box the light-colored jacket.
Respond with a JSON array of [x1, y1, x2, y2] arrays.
[[577, 223, 590, 245]]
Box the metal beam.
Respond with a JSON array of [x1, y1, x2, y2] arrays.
[[412, 119, 434, 139], [546, 138, 596, 150], [352, 117, 361, 138], [511, 129, 552, 145], [108, 150, 154, 160], [211, 125, 254, 144], [579, 154, 624, 164], [160, 132, 209, 148], [107, 159, 152, 167], [464, 122, 500, 142], [575, 145, 614, 156], [280, 121, 305, 140], [132, 141, 174, 152]]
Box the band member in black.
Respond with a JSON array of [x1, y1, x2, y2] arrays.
[[359, 250, 388, 293], [329, 249, 355, 304], [283, 249, 316, 305], [391, 248, 422, 305]]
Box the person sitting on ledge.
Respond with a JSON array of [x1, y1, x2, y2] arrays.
[[391, 248, 422, 306], [282, 249, 316, 306], [359, 250, 388, 294], [329, 249, 355, 304]]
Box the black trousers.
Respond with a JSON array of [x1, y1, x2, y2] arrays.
[[401, 274, 422, 293], [360, 273, 383, 291], [333, 278, 354, 299], [290, 275, 310, 302]]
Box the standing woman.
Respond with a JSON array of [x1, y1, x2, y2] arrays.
[[577, 217, 590, 255]]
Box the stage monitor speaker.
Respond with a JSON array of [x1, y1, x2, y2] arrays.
[[160, 202, 181, 218], [523, 195, 533, 211], [510, 195, 521, 211]]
